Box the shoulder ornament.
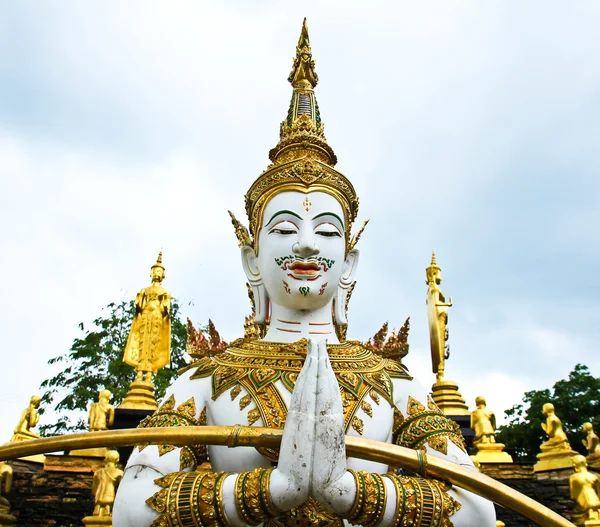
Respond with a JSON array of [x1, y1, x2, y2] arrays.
[[393, 395, 466, 455], [137, 395, 209, 470]]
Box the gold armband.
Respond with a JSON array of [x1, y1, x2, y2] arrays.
[[387, 474, 461, 527], [146, 470, 231, 527], [345, 471, 461, 527], [234, 467, 278, 525]]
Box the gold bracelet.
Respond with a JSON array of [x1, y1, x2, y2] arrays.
[[385, 474, 462, 527], [259, 466, 279, 517], [233, 467, 276, 526], [346, 469, 366, 520]]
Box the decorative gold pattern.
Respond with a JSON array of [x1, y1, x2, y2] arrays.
[[191, 338, 410, 461], [137, 395, 209, 470], [228, 210, 252, 248], [233, 467, 279, 526], [345, 470, 460, 527], [394, 396, 466, 455], [230, 385, 242, 401], [267, 498, 342, 527], [364, 318, 410, 361], [386, 474, 461, 527], [147, 470, 231, 527]]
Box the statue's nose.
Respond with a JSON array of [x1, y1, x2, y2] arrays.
[[292, 232, 319, 257]]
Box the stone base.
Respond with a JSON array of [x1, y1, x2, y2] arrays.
[[431, 378, 469, 416], [473, 443, 514, 463], [82, 515, 113, 526], [533, 449, 578, 473], [118, 379, 157, 411]]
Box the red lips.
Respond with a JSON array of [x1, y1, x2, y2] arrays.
[[289, 261, 320, 275]]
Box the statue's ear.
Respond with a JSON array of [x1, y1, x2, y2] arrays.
[[241, 246, 269, 324], [333, 249, 360, 326]]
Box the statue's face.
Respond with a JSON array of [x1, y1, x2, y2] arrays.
[[255, 191, 347, 310], [151, 267, 164, 283]]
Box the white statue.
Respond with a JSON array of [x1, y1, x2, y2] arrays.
[[113, 19, 495, 527]]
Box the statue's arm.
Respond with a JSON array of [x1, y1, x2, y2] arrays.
[[388, 376, 496, 526], [114, 348, 318, 527]]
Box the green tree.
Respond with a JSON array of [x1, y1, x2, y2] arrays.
[[497, 364, 600, 461], [39, 299, 190, 436]]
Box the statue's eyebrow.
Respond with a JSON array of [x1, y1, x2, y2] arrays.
[[265, 209, 303, 226], [312, 212, 344, 226]]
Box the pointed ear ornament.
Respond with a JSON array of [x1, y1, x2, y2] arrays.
[[348, 218, 369, 253], [228, 210, 253, 248]]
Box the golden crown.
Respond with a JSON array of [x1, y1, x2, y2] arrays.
[[242, 19, 360, 244]]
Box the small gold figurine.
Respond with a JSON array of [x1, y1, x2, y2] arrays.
[[540, 403, 571, 452], [11, 395, 41, 441], [82, 450, 124, 526], [583, 423, 600, 464], [0, 462, 16, 525], [90, 390, 115, 432], [70, 390, 116, 458], [570, 455, 600, 526], [120, 252, 171, 410], [426, 252, 468, 415], [471, 396, 497, 446], [534, 403, 577, 472], [470, 396, 513, 463]]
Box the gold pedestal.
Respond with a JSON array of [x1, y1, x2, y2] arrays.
[[472, 443, 514, 464], [431, 378, 469, 415], [82, 515, 112, 527], [496, 522, 506, 527], [8, 431, 46, 463], [118, 379, 157, 411], [533, 448, 578, 472], [585, 521, 600, 527], [587, 455, 600, 469], [68, 447, 107, 458]]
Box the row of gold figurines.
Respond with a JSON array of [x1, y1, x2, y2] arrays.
[[1, 390, 122, 526]]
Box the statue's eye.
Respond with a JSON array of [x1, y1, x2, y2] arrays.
[[271, 228, 297, 235], [269, 221, 298, 236], [315, 222, 342, 238]]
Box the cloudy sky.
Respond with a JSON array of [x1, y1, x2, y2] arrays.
[[1, 1, 599, 443]]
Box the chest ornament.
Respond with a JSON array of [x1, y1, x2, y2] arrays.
[[191, 338, 411, 461], [393, 395, 467, 455], [137, 395, 209, 470]]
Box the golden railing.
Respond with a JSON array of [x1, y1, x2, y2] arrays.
[[0, 426, 574, 527]]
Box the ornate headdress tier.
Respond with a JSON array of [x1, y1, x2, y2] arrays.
[[151, 250, 164, 271], [244, 18, 359, 241]]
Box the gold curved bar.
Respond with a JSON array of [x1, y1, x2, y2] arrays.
[[0, 426, 574, 527]]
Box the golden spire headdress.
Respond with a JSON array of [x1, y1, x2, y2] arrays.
[[425, 250, 440, 283], [238, 18, 360, 248], [151, 250, 165, 270]]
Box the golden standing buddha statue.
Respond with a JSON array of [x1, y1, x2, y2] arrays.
[[113, 19, 496, 527], [120, 253, 172, 410], [426, 253, 468, 415]]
